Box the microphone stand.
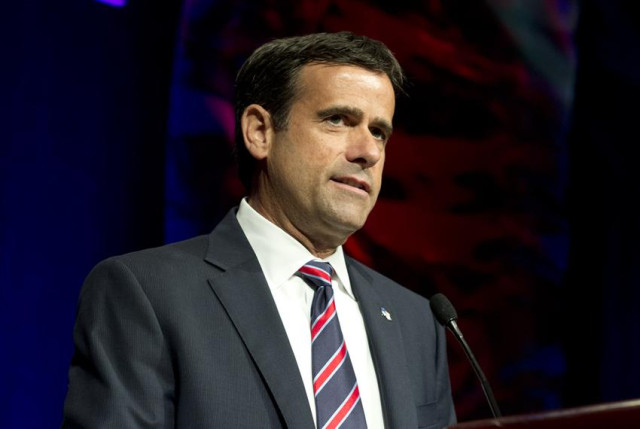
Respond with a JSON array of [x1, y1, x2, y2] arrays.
[[448, 319, 502, 418]]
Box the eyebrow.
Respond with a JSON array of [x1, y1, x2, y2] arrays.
[[316, 105, 394, 137]]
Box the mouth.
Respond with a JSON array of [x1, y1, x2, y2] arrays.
[[331, 176, 371, 194]]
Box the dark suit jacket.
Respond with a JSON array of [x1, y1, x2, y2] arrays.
[[63, 209, 456, 428]]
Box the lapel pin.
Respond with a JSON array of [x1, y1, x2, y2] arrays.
[[380, 307, 392, 321]]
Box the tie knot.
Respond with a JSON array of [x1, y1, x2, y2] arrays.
[[298, 260, 333, 290]]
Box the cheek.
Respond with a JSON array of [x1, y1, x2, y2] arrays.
[[373, 157, 385, 184], [299, 145, 334, 176]]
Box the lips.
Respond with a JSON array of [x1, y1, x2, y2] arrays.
[[331, 176, 371, 193]]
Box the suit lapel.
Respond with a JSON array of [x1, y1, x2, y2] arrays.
[[348, 260, 418, 429], [204, 211, 315, 429]]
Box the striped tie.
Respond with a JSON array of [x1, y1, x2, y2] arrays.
[[299, 261, 368, 429]]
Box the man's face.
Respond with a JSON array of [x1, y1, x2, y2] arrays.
[[253, 63, 396, 253]]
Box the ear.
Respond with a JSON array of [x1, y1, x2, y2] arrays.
[[241, 104, 275, 161]]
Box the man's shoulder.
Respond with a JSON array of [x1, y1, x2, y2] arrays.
[[111, 234, 210, 268], [86, 234, 212, 287], [345, 256, 429, 306]]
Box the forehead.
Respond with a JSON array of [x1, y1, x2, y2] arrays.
[[292, 64, 396, 117]]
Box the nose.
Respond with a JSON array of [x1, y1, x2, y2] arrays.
[[345, 126, 383, 168]]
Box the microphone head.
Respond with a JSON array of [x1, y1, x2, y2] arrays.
[[430, 293, 458, 326]]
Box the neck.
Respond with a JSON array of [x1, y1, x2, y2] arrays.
[[246, 195, 342, 259]]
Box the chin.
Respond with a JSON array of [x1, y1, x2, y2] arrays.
[[328, 212, 368, 235], [318, 200, 373, 235]]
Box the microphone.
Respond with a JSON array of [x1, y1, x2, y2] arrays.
[[430, 293, 502, 418]]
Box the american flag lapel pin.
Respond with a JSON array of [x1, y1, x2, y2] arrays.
[[380, 307, 392, 321]]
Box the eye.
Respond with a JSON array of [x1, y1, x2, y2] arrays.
[[370, 127, 387, 141], [326, 114, 345, 126]]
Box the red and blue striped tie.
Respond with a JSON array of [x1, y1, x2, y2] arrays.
[[299, 261, 368, 429]]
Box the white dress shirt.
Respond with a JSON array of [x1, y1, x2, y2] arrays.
[[236, 198, 385, 428]]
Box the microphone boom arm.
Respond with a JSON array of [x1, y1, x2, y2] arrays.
[[448, 319, 502, 418]]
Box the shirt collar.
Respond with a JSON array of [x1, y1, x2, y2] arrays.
[[236, 198, 355, 299]]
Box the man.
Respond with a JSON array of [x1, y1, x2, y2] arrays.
[[63, 32, 456, 428]]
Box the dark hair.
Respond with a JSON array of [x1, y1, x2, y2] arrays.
[[234, 31, 406, 191]]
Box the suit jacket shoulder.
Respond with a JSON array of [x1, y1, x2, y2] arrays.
[[64, 211, 314, 428], [346, 255, 457, 428]]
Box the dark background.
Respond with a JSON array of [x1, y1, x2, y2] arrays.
[[2, 0, 639, 427]]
